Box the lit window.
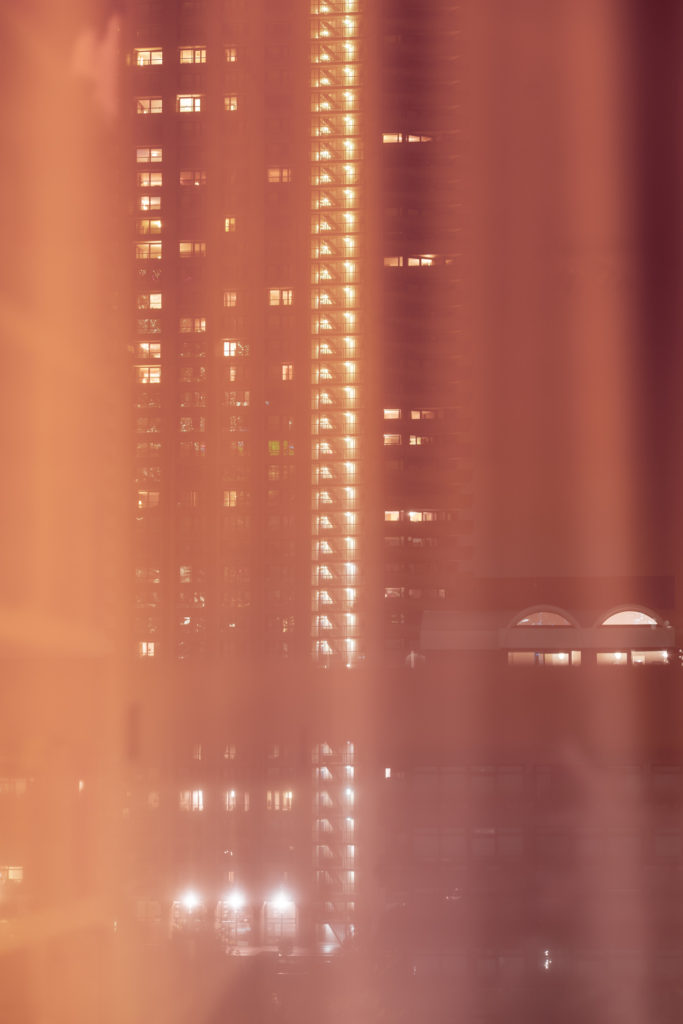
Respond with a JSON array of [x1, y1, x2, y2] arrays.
[[267, 167, 292, 183], [225, 46, 237, 62], [223, 291, 237, 307], [136, 241, 162, 261], [596, 652, 629, 665], [138, 640, 156, 657], [384, 256, 404, 266], [223, 339, 248, 357], [179, 169, 206, 186], [224, 95, 238, 111], [179, 47, 206, 63], [136, 97, 162, 114], [411, 409, 436, 419], [224, 744, 236, 760], [409, 435, 432, 446], [226, 790, 237, 811], [408, 510, 436, 523], [136, 363, 161, 384], [384, 511, 400, 521], [224, 217, 236, 232], [383, 434, 401, 445], [177, 94, 203, 113], [384, 408, 401, 419], [281, 363, 293, 381], [382, 132, 402, 143], [282, 791, 293, 811], [179, 317, 206, 332], [136, 147, 163, 163], [135, 48, 163, 66], [137, 172, 162, 187], [632, 650, 670, 664], [137, 293, 162, 309], [515, 610, 572, 626], [544, 652, 571, 666], [179, 241, 206, 257], [179, 789, 204, 811], [138, 195, 161, 211], [137, 491, 159, 509], [269, 288, 293, 306], [137, 218, 162, 235], [407, 255, 435, 267], [601, 609, 659, 626], [135, 342, 161, 359], [223, 490, 237, 507]]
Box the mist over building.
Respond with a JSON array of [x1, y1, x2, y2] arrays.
[[2, 0, 683, 1021]]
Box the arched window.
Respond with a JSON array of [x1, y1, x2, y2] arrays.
[[601, 609, 659, 626], [514, 610, 572, 627]]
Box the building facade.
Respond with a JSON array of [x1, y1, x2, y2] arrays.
[[124, 0, 468, 956], [121, 3, 683, 1023]]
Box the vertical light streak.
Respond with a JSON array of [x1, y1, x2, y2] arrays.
[[312, 741, 356, 948], [310, 0, 361, 668]]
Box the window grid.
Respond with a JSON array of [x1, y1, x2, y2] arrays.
[[310, 1, 362, 669]]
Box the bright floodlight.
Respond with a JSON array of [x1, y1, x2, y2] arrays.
[[181, 889, 200, 911], [226, 890, 245, 911], [270, 891, 293, 913]]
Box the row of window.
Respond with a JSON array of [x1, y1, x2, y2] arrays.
[[384, 435, 435, 446], [176, 789, 293, 812], [134, 47, 237, 66], [384, 408, 438, 420], [138, 94, 238, 114], [384, 511, 441, 524], [135, 150, 291, 183], [382, 132, 432, 143], [384, 255, 436, 267], [508, 650, 670, 666], [136, 211, 238, 230], [134, 342, 248, 361]]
